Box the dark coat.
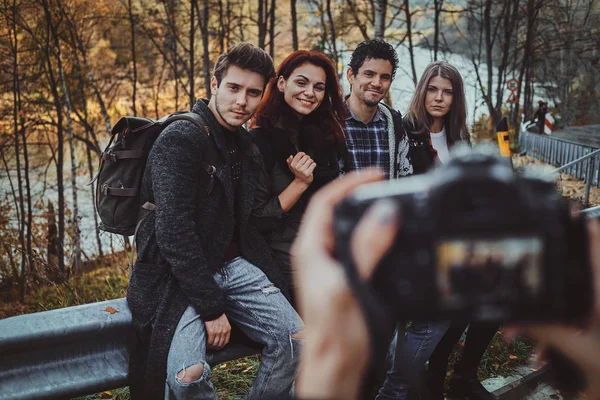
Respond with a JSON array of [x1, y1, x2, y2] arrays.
[[403, 116, 471, 175], [126, 99, 284, 400], [250, 125, 340, 275]]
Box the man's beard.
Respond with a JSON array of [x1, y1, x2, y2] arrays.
[[363, 95, 381, 107], [214, 92, 242, 129]]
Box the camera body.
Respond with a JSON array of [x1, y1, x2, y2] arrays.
[[334, 147, 592, 323]]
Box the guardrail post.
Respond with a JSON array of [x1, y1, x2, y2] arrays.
[[585, 155, 594, 208]]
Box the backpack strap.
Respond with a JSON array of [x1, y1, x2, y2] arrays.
[[380, 104, 409, 178], [130, 112, 218, 268]]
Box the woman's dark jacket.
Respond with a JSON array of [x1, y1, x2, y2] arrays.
[[250, 125, 341, 275], [403, 117, 469, 174], [126, 99, 284, 400]]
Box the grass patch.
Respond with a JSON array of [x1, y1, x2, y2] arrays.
[[211, 355, 261, 399], [0, 252, 129, 319], [71, 357, 261, 400], [444, 329, 535, 386]]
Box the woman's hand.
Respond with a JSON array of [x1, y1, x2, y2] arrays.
[[287, 152, 316, 185]]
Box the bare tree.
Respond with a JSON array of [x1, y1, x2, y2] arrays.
[[52, 0, 81, 274], [345, 0, 370, 41], [291, 0, 298, 50], [433, 0, 443, 61], [404, 0, 418, 86], [268, 0, 275, 58], [325, 0, 339, 76], [5, 0, 28, 299], [40, 0, 66, 274], [257, 0, 267, 48], [189, 0, 195, 109], [195, 0, 211, 96], [163, 0, 180, 109], [127, 0, 138, 116], [374, 0, 387, 40]]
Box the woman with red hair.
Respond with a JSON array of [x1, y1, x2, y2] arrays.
[[250, 50, 347, 304]]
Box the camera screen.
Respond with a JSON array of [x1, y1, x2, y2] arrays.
[[436, 237, 543, 309]]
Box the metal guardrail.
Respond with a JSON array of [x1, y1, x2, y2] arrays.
[[519, 124, 600, 207], [0, 298, 260, 400], [582, 205, 600, 219]]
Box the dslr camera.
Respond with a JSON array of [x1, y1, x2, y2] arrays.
[[334, 145, 592, 323]]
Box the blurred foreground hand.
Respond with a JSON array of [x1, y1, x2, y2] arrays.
[[292, 170, 400, 400], [507, 218, 600, 398]]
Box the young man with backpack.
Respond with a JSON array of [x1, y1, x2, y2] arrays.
[[126, 43, 302, 399]]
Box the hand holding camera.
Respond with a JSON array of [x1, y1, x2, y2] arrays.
[[294, 146, 599, 399]]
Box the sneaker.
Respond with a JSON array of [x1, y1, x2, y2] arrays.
[[445, 375, 496, 400]]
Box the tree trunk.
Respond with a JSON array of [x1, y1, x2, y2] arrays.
[[51, 1, 81, 274], [374, 0, 387, 40], [268, 0, 275, 58], [9, 1, 27, 301], [196, 0, 211, 96], [433, 0, 443, 60], [42, 0, 65, 274], [326, 0, 339, 78], [258, 0, 266, 48], [9, 0, 36, 288], [47, 201, 59, 275], [190, 0, 196, 109], [404, 0, 417, 86], [483, 0, 496, 123], [127, 0, 138, 116], [226, 0, 231, 48], [493, 0, 519, 125], [70, 31, 104, 258], [291, 0, 298, 50], [518, 0, 540, 122], [218, 0, 225, 53]]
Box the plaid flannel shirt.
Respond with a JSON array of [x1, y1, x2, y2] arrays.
[[343, 104, 392, 178]]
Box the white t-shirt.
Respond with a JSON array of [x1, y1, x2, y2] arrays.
[[430, 127, 450, 164]]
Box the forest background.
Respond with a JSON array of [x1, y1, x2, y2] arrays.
[[0, 0, 599, 312]]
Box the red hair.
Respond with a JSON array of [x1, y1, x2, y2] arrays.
[[251, 50, 346, 150]]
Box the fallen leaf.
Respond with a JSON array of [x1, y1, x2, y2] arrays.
[[556, 389, 561, 394], [105, 306, 118, 314], [99, 391, 112, 399], [530, 368, 538, 372], [509, 355, 518, 360], [243, 366, 253, 373]]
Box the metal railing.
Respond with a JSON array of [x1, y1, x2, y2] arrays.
[[0, 298, 260, 400], [519, 124, 600, 207]]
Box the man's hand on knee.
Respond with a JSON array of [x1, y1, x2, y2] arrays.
[[205, 314, 231, 350]]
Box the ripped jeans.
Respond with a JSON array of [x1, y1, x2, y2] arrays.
[[166, 257, 303, 399]]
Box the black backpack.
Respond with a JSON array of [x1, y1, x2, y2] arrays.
[[91, 111, 218, 236]]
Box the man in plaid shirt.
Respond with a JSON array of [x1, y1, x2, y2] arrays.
[[343, 39, 413, 179]]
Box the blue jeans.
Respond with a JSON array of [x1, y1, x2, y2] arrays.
[[165, 257, 303, 399], [376, 320, 450, 400]]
